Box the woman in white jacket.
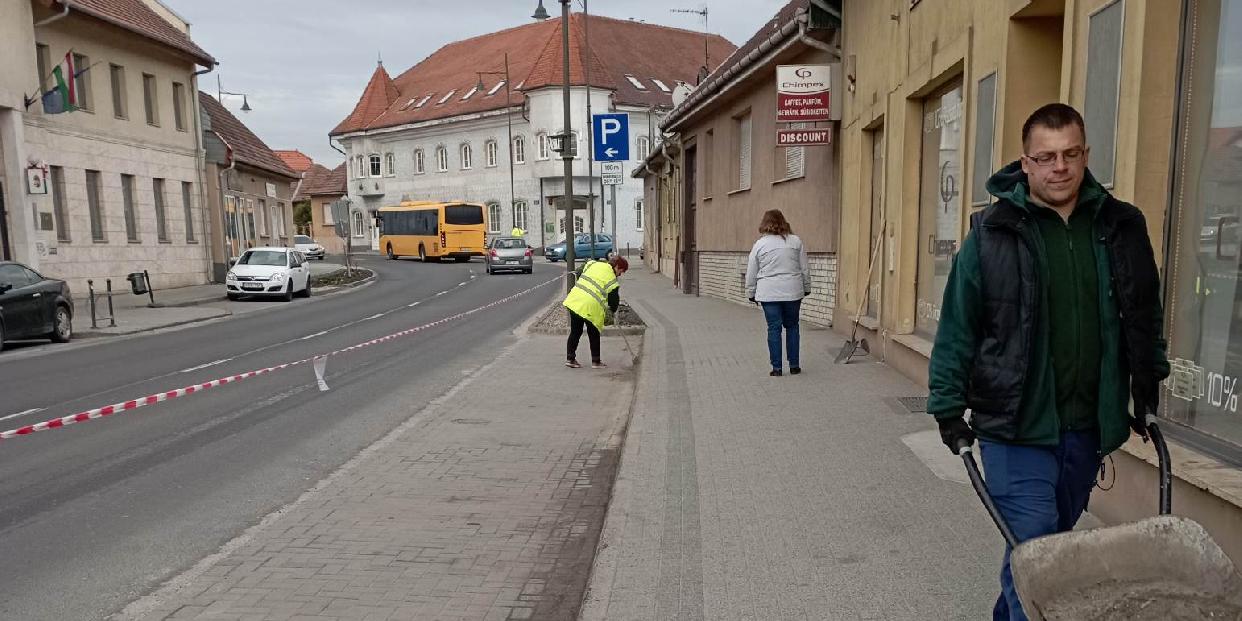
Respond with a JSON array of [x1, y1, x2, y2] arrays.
[[745, 209, 811, 376]]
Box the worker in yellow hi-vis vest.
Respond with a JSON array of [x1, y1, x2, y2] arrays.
[[562, 255, 629, 368], [510, 226, 525, 237]]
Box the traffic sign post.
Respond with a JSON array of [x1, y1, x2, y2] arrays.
[[601, 162, 624, 186], [592, 113, 630, 162]]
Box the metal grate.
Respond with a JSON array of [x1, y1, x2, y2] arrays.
[[896, 396, 929, 413]]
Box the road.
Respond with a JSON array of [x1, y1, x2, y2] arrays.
[[0, 255, 562, 621]]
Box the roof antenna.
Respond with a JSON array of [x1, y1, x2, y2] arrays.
[[671, 5, 710, 72]]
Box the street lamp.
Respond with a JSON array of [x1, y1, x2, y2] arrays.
[[532, 0, 550, 20], [217, 75, 252, 112], [476, 54, 517, 232], [557, 0, 576, 286]]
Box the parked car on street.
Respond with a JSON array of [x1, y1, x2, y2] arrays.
[[0, 261, 73, 351], [486, 237, 534, 274], [293, 235, 326, 260], [545, 233, 614, 262], [226, 247, 312, 301]]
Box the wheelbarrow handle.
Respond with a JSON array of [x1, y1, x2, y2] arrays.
[[1145, 415, 1173, 516], [957, 441, 1020, 549]]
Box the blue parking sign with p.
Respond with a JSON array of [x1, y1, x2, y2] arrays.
[[592, 113, 630, 162]]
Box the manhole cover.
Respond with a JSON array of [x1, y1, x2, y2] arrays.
[[452, 418, 491, 425], [896, 397, 929, 413]]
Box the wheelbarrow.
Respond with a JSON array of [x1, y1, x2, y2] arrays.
[[958, 416, 1242, 620]]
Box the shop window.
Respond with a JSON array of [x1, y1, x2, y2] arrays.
[[1084, 0, 1125, 187], [971, 73, 997, 207], [1163, 0, 1242, 449], [915, 79, 964, 340]]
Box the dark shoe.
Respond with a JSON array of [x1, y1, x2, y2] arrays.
[[770, 370, 782, 377], [591, 360, 608, 369], [566, 360, 582, 368], [790, 367, 801, 375]]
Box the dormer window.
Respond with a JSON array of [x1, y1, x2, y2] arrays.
[[513, 80, 525, 91], [487, 81, 506, 96], [624, 75, 647, 90], [415, 94, 433, 108], [650, 78, 671, 93], [400, 97, 419, 110], [437, 90, 456, 105], [461, 86, 479, 100]]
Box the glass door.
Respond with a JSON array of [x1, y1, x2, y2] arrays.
[[915, 80, 964, 339]]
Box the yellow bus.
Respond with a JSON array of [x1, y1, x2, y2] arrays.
[[377, 201, 487, 262]]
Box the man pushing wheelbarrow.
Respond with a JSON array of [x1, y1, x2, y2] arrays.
[[927, 103, 1242, 619]]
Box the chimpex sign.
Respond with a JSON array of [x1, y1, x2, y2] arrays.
[[777, 65, 831, 122], [592, 113, 630, 162]]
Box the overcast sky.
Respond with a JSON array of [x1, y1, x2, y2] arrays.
[[162, 0, 788, 167]]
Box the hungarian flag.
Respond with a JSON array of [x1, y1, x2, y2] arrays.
[[41, 52, 79, 114]]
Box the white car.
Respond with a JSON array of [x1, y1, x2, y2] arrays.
[[226, 247, 312, 301], [293, 235, 326, 260]]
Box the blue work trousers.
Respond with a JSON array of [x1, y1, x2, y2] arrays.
[[979, 430, 1101, 621], [760, 300, 801, 371]]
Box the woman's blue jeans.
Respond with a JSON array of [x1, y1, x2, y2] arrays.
[[760, 300, 801, 371]]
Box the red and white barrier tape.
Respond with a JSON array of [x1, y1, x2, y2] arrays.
[[1, 276, 560, 440]]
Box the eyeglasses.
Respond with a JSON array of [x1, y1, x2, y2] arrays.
[[1023, 148, 1086, 167]]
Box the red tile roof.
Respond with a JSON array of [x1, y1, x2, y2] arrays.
[[51, 0, 215, 66], [274, 150, 314, 174], [299, 163, 347, 198], [331, 13, 735, 136], [199, 92, 298, 180]]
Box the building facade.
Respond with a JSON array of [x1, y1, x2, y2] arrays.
[[200, 93, 298, 281], [330, 13, 735, 256], [840, 0, 1242, 557], [300, 163, 347, 255], [1, 0, 216, 294], [642, 0, 841, 327]]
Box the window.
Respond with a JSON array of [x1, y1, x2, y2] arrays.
[[635, 198, 644, 231], [624, 75, 647, 90], [369, 154, 381, 177], [51, 166, 69, 242], [414, 149, 425, 174], [172, 82, 186, 131], [733, 112, 752, 191], [703, 129, 714, 198], [915, 79, 964, 340], [142, 73, 159, 126], [487, 202, 502, 233], [153, 178, 169, 242], [323, 202, 335, 225], [400, 97, 418, 111], [485, 140, 498, 167], [514, 136, 526, 164], [1161, 0, 1242, 447], [355, 155, 365, 179], [122, 174, 139, 242], [35, 44, 50, 96], [636, 135, 651, 160], [461, 143, 473, 170], [537, 132, 549, 160], [275, 202, 286, 236], [110, 64, 127, 119], [971, 73, 998, 207], [351, 210, 364, 237], [72, 53, 91, 111], [571, 131, 581, 159], [385, 152, 395, 176], [182, 181, 195, 242], [1084, 0, 1124, 187], [437, 90, 456, 104], [257, 198, 268, 236], [487, 80, 506, 96], [559, 215, 585, 234], [86, 170, 104, 241], [461, 85, 479, 100], [436, 146, 448, 172], [780, 123, 806, 180], [514, 200, 528, 231], [415, 94, 432, 108]]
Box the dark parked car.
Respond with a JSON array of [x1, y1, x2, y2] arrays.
[[0, 261, 73, 351], [486, 237, 533, 274], [545, 233, 614, 262]]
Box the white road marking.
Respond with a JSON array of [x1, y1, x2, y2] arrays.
[[180, 359, 233, 373], [408, 301, 421, 307], [368, 313, 384, 320], [300, 330, 330, 340], [0, 408, 43, 422], [436, 291, 448, 296]]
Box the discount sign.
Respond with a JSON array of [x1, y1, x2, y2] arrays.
[[777, 65, 831, 122]]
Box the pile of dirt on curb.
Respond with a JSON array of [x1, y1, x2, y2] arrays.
[[312, 268, 373, 287], [530, 301, 645, 335]]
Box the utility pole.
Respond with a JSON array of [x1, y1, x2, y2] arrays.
[[583, 0, 596, 260], [559, 0, 576, 288]]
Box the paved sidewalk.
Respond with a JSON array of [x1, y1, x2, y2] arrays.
[[119, 327, 638, 621], [580, 267, 1004, 620], [76, 262, 351, 337]]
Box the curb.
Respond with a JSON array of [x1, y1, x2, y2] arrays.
[[76, 310, 233, 338]]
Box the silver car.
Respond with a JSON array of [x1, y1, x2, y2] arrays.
[[486, 237, 533, 274]]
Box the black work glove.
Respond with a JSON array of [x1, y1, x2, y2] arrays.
[[1131, 378, 1159, 441], [804, 290, 811, 297], [749, 297, 758, 306], [937, 416, 976, 454]]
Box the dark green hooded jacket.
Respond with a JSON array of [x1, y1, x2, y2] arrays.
[[927, 161, 1170, 455]]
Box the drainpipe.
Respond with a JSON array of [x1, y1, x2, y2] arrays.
[[34, 0, 71, 27], [216, 132, 238, 269], [328, 136, 346, 157], [191, 65, 214, 281], [796, 11, 838, 56]]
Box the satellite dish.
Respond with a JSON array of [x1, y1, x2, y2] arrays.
[[671, 83, 694, 107]]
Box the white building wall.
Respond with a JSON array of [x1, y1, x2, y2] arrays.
[[340, 86, 657, 254]]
